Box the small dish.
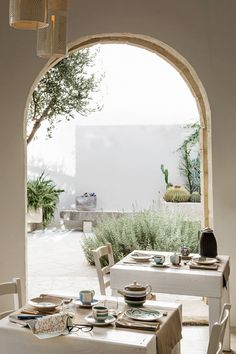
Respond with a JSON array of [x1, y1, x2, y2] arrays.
[[125, 308, 162, 321], [28, 296, 63, 310], [74, 299, 99, 308], [150, 262, 169, 268], [85, 314, 116, 326], [130, 252, 153, 262], [192, 257, 217, 265]]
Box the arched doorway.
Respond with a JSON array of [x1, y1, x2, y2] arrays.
[[26, 33, 211, 227]]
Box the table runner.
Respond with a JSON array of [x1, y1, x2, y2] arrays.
[[73, 304, 182, 354]]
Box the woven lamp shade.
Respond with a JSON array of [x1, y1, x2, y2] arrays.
[[37, 0, 68, 58], [9, 0, 48, 30]]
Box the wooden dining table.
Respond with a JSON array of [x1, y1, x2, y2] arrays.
[[110, 251, 231, 352], [0, 296, 182, 354]]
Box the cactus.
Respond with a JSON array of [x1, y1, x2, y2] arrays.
[[190, 192, 201, 203], [161, 164, 172, 189], [163, 186, 190, 203]]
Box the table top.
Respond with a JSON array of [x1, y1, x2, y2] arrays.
[[112, 251, 229, 277], [110, 251, 230, 297], [0, 298, 181, 354]]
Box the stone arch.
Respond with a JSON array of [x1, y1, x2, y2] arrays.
[[26, 33, 212, 227]]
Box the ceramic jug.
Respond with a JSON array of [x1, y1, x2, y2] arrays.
[[170, 253, 181, 265], [199, 228, 217, 258]]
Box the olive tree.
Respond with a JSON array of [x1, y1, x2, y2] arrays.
[[27, 47, 102, 144]]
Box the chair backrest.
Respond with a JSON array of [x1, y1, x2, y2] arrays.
[[92, 243, 114, 295], [207, 303, 231, 354], [0, 278, 22, 319]]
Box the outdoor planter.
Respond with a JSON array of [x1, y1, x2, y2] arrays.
[[160, 199, 202, 220]]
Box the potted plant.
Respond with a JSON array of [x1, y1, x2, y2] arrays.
[[27, 172, 64, 228]]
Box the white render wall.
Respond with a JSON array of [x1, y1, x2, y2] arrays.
[[1, 0, 236, 324], [28, 124, 191, 213]]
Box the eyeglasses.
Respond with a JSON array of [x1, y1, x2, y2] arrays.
[[67, 323, 93, 334]]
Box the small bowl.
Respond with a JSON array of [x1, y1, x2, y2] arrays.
[[124, 295, 146, 302], [29, 296, 63, 311], [125, 299, 146, 307], [153, 255, 165, 265]]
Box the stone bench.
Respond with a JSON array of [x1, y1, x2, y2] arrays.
[[60, 210, 131, 231]]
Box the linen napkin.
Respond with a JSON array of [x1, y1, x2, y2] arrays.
[[115, 312, 160, 331], [189, 261, 218, 270], [27, 313, 73, 339]]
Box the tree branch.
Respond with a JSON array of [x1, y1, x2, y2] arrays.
[[27, 99, 56, 145]]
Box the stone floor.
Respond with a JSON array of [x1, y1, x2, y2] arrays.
[[27, 229, 235, 353]]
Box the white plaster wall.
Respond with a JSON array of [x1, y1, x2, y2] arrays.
[[1, 0, 236, 323], [28, 124, 189, 212]]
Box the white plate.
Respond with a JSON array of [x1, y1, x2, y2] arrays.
[[85, 314, 116, 326], [74, 299, 99, 308], [29, 296, 63, 310], [150, 262, 169, 268], [125, 308, 162, 321], [193, 257, 217, 265], [130, 252, 153, 261]]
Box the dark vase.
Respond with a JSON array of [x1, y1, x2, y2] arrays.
[[199, 228, 217, 258]]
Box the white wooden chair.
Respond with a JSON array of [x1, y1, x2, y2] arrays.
[[207, 303, 231, 354], [0, 278, 22, 319], [92, 243, 114, 295]]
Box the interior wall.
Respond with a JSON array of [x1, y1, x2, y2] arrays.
[[1, 0, 236, 323]]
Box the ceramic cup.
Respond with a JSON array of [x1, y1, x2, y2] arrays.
[[92, 305, 109, 322], [153, 255, 165, 265], [79, 290, 95, 305]]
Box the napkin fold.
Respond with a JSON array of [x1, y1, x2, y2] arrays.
[[115, 312, 160, 331], [189, 261, 218, 270]]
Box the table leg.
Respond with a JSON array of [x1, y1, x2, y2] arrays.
[[222, 281, 231, 351]]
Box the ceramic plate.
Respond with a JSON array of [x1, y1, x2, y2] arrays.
[[130, 252, 153, 262], [85, 314, 116, 326], [74, 299, 99, 308], [125, 308, 162, 321], [150, 262, 170, 268], [193, 257, 217, 265], [28, 296, 63, 310]]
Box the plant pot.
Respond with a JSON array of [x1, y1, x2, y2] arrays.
[[26, 208, 43, 224]]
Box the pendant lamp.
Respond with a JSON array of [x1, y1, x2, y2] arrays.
[[9, 0, 48, 30], [37, 0, 68, 58]]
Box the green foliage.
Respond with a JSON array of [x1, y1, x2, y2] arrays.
[[27, 172, 64, 227], [81, 209, 200, 265], [27, 47, 103, 144], [163, 186, 190, 203], [190, 192, 201, 203], [178, 123, 201, 194]]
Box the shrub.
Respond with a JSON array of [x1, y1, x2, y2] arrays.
[[27, 172, 64, 227], [81, 209, 200, 264]]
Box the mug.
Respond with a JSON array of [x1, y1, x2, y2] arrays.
[[153, 255, 165, 265], [79, 290, 95, 304], [92, 305, 109, 322], [170, 253, 182, 265]]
